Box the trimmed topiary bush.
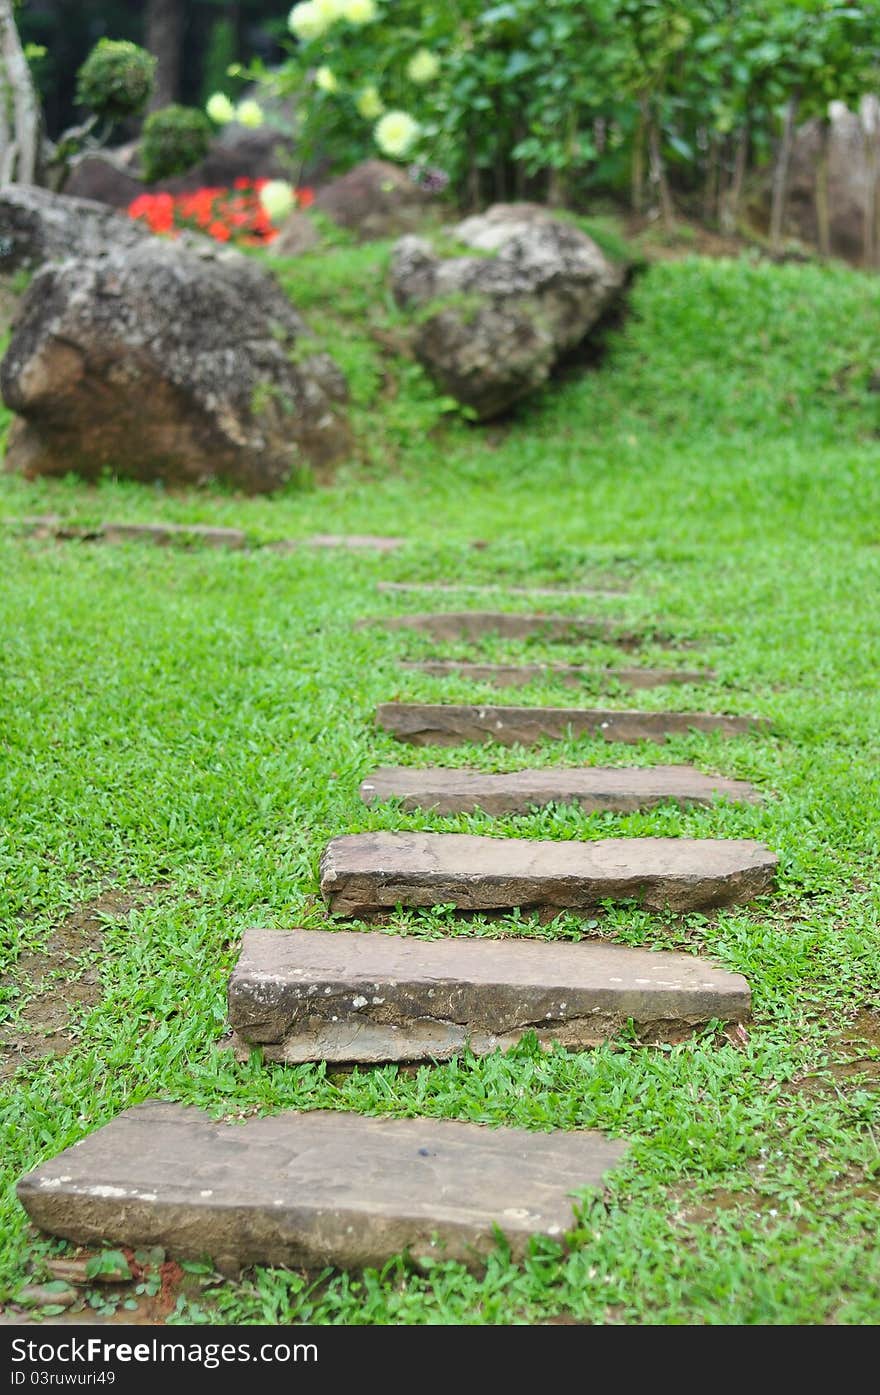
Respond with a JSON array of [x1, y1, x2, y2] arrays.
[[75, 39, 156, 124], [140, 106, 213, 183]]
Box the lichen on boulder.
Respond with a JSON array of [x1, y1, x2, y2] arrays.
[[390, 203, 628, 419], [1, 227, 350, 493]]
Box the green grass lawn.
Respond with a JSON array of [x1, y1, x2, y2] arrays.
[[1, 242, 880, 1324]]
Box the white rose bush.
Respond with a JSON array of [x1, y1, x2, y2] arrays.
[[200, 1, 880, 240]]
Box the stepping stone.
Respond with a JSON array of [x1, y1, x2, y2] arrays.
[[401, 660, 712, 690], [376, 702, 768, 747], [304, 534, 405, 552], [17, 1100, 628, 1273], [102, 522, 248, 549], [7, 514, 99, 540], [228, 927, 751, 1062], [359, 764, 760, 815], [378, 582, 625, 599], [320, 831, 777, 916], [359, 611, 652, 646]]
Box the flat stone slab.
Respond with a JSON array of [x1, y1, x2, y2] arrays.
[[102, 522, 248, 548], [17, 1101, 628, 1273], [229, 927, 751, 1062], [303, 534, 405, 551], [378, 582, 625, 598], [376, 702, 768, 747], [401, 660, 712, 689], [359, 764, 760, 815], [359, 611, 655, 646], [320, 831, 777, 916]]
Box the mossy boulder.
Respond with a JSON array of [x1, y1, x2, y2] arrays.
[[391, 203, 627, 419]]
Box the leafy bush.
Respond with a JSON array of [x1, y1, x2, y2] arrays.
[[251, 0, 880, 242], [140, 105, 214, 183], [74, 39, 156, 124]]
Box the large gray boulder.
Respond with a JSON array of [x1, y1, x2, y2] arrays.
[[390, 203, 627, 419], [1, 234, 351, 493], [0, 184, 148, 272]]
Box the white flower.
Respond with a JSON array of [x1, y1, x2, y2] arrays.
[[356, 84, 384, 119], [406, 48, 439, 84], [206, 92, 235, 125], [288, 2, 327, 41], [315, 65, 338, 93], [259, 180, 296, 223], [374, 110, 420, 159], [314, 0, 345, 22], [344, 0, 378, 22], [235, 99, 264, 128]]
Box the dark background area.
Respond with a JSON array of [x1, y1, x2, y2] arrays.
[[18, 1, 285, 136]]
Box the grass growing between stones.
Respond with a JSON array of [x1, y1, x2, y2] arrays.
[[1, 243, 880, 1324]]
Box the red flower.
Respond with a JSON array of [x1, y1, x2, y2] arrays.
[[126, 183, 311, 247]]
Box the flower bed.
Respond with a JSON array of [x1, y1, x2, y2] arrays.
[[127, 178, 314, 246]]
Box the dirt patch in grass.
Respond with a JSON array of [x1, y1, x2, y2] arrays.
[[0, 886, 164, 1080], [784, 1007, 880, 1102]]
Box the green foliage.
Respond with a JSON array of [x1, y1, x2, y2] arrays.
[[2, 244, 880, 1323], [199, 18, 240, 108], [262, 0, 880, 212], [74, 38, 155, 124], [140, 105, 213, 183]]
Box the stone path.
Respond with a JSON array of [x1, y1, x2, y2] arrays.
[[5, 517, 406, 554], [321, 831, 777, 916], [358, 611, 660, 646], [401, 659, 712, 689], [101, 523, 248, 549], [229, 928, 751, 1062], [15, 552, 780, 1278], [377, 701, 768, 746], [17, 1100, 628, 1273], [293, 534, 405, 552], [359, 764, 760, 815], [378, 581, 625, 598]]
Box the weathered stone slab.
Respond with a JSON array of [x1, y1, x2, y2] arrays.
[[320, 831, 777, 916], [401, 660, 712, 689], [378, 582, 625, 598], [359, 764, 760, 815], [359, 611, 652, 645], [17, 1101, 627, 1273], [102, 522, 248, 549], [305, 534, 405, 551], [229, 927, 751, 1062], [376, 702, 768, 746]]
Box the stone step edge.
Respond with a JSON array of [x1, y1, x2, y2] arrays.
[[4, 518, 409, 553], [320, 831, 779, 917], [358, 763, 762, 813], [376, 701, 771, 747], [228, 926, 751, 1063], [17, 1101, 629, 1274]]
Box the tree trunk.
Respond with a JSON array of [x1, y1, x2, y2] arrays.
[[648, 117, 675, 231], [146, 0, 185, 110], [862, 97, 880, 268], [814, 115, 832, 258], [720, 123, 749, 233], [770, 94, 799, 251], [0, 0, 43, 184], [631, 96, 649, 214], [702, 131, 720, 225]]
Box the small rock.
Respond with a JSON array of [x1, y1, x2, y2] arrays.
[[314, 160, 437, 241]]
